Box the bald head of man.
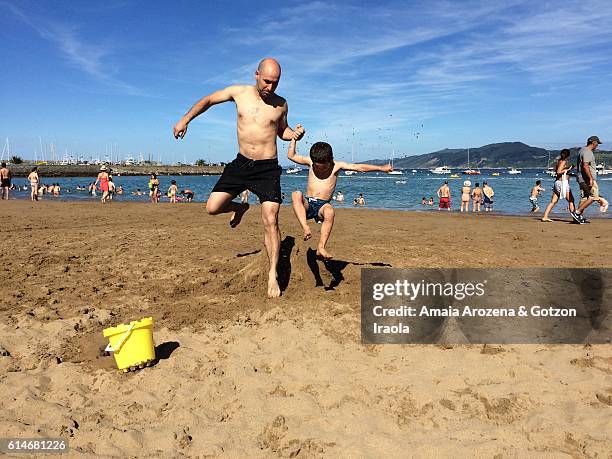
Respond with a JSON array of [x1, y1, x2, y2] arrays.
[[255, 58, 281, 100]]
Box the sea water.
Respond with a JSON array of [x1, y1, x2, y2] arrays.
[[8, 170, 612, 218]]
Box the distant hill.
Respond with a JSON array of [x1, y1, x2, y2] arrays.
[[367, 142, 612, 168]]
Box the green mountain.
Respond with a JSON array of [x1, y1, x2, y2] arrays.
[[367, 142, 612, 168]]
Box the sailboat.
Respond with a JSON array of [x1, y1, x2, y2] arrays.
[[462, 148, 480, 175], [344, 141, 357, 175], [1, 137, 10, 162], [544, 150, 556, 176], [430, 166, 451, 174], [388, 148, 403, 175]]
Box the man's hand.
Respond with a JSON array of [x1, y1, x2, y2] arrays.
[[293, 124, 305, 140], [173, 119, 189, 139], [381, 163, 393, 173]]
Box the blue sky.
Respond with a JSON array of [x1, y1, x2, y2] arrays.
[[1, 0, 611, 165]]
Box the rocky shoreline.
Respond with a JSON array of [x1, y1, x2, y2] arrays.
[[5, 164, 224, 177]]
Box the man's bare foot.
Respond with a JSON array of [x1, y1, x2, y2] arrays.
[[267, 274, 281, 298], [229, 203, 249, 228], [316, 247, 333, 260], [303, 227, 312, 241], [541, 217, 553, 222]]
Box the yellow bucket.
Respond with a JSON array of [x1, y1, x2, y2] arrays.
[[103, 317, 155, 372]]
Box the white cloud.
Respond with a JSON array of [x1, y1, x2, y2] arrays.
[[1, 2, 149, 96]]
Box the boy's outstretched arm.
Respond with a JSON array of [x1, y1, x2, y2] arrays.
[[287, 126, 311, 166], [340, 162, 393, 173]]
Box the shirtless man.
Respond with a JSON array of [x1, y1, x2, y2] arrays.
[[173, 58, 304, 298], [0, 162, 11, 200], [437, 180, 451, 211]]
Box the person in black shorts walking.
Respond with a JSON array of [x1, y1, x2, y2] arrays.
[[173, 58, 304, 298]]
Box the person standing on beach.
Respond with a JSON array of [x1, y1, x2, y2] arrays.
[[27, 167, 39, 201], [460, 180, 471, 212], [94, 165, 110, 204], [437, 180, 451, 211], [574, 136, 603, 222], [149, 174, 160, 204], [172, 58, 304, 298], [482, 181, 494, 211], [0, 162, 11, 200], [107, 177, 116, 200], [168, 180, 178, 203], [472, 183, 482, 212]]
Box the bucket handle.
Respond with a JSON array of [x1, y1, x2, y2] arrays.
[[105, 323, 136, 353]]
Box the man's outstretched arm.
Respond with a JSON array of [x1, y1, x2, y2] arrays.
[[173, 86, 240, 139]]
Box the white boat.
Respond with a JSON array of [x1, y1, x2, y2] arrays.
[[395, 180, 406, 184], [286, 167, 300, 174], [462, 148, 481, 175], [508, 167, 522, 175], [596, 163, 612, 176], [430, 166, 452, 174], [388, 148, 403, 174], [545, 167, 556, 177], [411, 169, 418, 173], [345, 136, 358, 176]]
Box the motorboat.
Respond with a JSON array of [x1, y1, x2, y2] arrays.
[[596, 163, 612, 176], [430, 166, 452, 174], [508, 167, 522, 175], [286, 167, 301, 174]]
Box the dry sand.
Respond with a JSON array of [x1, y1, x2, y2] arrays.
[[0, 200, 610, 457]]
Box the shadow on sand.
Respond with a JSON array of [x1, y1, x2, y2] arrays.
[[277, 236, 296, 293], [151, 341, 181, 367], [306, 248, 391, 290]]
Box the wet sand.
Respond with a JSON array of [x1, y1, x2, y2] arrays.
[[0, 200, 610, 457]]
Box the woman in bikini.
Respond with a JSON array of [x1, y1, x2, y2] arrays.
[[472, 182, 482, 212], [149, 174, 160, 203], [27, 167, 39, 202], [460, 180, 471, 212]]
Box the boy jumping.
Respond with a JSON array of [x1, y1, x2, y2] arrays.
[[288, 129, 392, 259]]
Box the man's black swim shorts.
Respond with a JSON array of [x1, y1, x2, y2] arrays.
[[211, 153, 282, 203]]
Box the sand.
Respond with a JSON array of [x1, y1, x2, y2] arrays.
[[0, 200, 610, 457]]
